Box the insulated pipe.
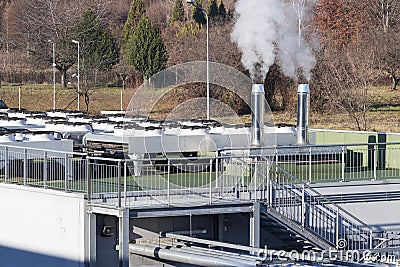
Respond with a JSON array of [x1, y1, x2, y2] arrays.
[[297, 84, 310, 145], [251, 84, 265, 147], [166, 244, 260, 262], [129, 243, 257, 267]]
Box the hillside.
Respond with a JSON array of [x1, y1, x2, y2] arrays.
[[1, 84, 400, 133], [1, 0, 400, 132]]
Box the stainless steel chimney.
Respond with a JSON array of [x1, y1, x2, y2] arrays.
[[297, 84, 310, 145], [251, 84, 265, 147]]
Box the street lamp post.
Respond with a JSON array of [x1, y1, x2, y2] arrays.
[[187, 0, 210, 120], [48, 40, 56, 110], [72, 40, 80, 111]]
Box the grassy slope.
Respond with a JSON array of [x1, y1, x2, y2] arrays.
[[273, 86, 400, 133], [0, 84, 136, 113], [1, 84, 400, 133]]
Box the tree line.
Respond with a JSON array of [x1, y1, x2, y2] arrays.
[[1, 0, 400, 130]]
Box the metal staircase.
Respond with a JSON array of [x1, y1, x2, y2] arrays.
[[260, 205, 332, 251], [244, 157, 399, 252], [259, 206, 331, 251]]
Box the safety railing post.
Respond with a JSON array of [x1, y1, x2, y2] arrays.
[[336, 207, 339, 249], [86, 158, 91, 203], [261, 159, 266, 199], [373, 144, 377, 180], [209, 159, 213, 204], [341, 146, 346, 182], [308, 146, 312, 183], [301, 184, 305, 227], [167, 159, 170, 206], [118, 160, 122, 208], [43, 151, 48, 188], [266, 160, 270, 206], [124, 161, 127, 208], [23, 149, 27, 185], [369, 230, 373, 250], [4, 147, 8, 183], [240, 160, 244, 199], [64, 153, 68, 192], [254, 158, 258, 201], [220, 157, 225, 196], [215, 156, 219, 194]]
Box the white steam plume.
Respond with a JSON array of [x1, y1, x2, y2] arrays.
[[231, 0, 318, 82], [231, 0, 285, 82]]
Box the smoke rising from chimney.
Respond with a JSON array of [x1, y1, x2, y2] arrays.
[[231, 0, 317, 82], [231, 0, 285, 83]]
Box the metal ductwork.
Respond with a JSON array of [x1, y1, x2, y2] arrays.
[[297, 84, 310, 145], [130, 243, 258, 267], [251, 84, 265, 147]]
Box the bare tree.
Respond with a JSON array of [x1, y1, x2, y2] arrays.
[[315, 40, 378, 131], [146, 0, 174, 30], [364, 0, 400, 90], [368, 0, 400, 33], [7, 0, 81, 86], [6, 0, 114, 87], [373, 30, 400, 90]]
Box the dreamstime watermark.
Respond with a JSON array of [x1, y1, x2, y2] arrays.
[[256, 245, 400, 265]]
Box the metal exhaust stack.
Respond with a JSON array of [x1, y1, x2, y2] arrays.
[[251, 84, 265, 147], [297, 84, 310, 145]]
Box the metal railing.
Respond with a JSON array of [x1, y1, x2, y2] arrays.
[[253, 157, 375, 250], [1, 142, 400, 209], [296, 142, 400, 182], [2, 142, 400, 207], [227, 142, 400, 183], [0, 145, 87, 192], [0, 144, 258, 207], [1, 142, 400, 252], [96, 156, 259, 208]]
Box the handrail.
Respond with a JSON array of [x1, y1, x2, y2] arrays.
[[0, 143, 86, 156], [230, 156, 376, 250], [218, 141, 400, 153], [264, 157, 373, 230]]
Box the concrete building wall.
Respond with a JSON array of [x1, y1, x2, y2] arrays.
[[0, 184, 87, 267]]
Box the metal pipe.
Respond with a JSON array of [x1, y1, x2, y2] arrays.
[[164, 233, 266, 256], [72, 40, 80, 111], [165, 244, 263, 263], [186, 1, 210, 120], [129, 243, 257, 267], [52, 41, 56, 110], [297, 84, 310, 145], [206, 12, 209, 120], [251, 84, 265, 147]]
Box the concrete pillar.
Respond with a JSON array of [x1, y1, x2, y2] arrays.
[[250, 202, 260, 248], [87, 212, 96, 267], [119, 209, 130, 267]]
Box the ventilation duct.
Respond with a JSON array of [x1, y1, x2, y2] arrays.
[[251, 84, 265, 147], [297, 84, 310, 145]]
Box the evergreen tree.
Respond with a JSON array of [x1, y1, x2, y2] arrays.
[[170, 0, 185, 26], [218, 0, 227, 19], [71, 8, 119, 112], [206, 0, 218, 18], [126, 14, 168, 79], [73, 9, 119, 72], [122, 0, 145, 45], [192, 0, 206, 25]]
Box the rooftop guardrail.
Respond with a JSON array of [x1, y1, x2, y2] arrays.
[[1, 142, 400, 208]]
